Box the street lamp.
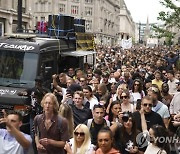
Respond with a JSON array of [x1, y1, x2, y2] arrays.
[[139, 22, 141, 43], [17, 0, 23, 33]]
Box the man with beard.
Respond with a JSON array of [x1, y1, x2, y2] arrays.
[[34, 93, 69, 154], [147, 86, 170, 128]]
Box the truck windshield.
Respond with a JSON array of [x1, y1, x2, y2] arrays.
[[0, 50, 38, 88]]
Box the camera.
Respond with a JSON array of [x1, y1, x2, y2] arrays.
[[122, 112, 130, 122]]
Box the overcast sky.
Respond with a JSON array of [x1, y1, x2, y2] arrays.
[[124, 0, 168, 24]]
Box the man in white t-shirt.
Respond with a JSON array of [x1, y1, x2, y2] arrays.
[[0, 110, 32, 154], [167, 70, 179, 95]]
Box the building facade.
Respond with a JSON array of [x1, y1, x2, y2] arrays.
[[0, 0, 135, 46], [32, 0, 135, 46], [0, 0, 32, 35]]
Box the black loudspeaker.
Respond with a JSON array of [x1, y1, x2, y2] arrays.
[[48, 15, 64, 29], [74, 19, 85, 26], [74, 24, 85, 33], [48, 15, 75, 37]]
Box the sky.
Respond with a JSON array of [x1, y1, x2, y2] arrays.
[[124, 0, 168, 24]]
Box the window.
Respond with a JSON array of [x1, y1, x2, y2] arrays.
[[85, 0, 93, 3], [72, 0, 80, 2], [59, 4, 65, 13], [48, 2, 51, 11], [22, 0, 26, 13], [12, 0, 17, 10], [71, 5, 79, 15], [40, 52, 56, 81], [86, 20, 92, 31], [0, 22, 4, 36], [41, 17, 45, 21], [35, 2, 38, 12], [85, 7, 92, 16], [41, 3, 45, 12], [35, 16, 38, 24], [0, 50, 38, 86]]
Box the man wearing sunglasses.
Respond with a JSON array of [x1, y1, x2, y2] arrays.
[[133, 96, 165, 131]]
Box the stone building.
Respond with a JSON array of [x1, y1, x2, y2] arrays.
[[32, 0, 135, 46], [0, 0, 32, 35], [0, 0, 135, 46]]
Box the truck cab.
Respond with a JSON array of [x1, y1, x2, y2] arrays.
[[0, 33, 96, 133]]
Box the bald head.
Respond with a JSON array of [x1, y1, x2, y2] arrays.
[[114, 71, 120, 81]]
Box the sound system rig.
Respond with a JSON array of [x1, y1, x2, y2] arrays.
[[74, 18, 85, 33], [36, 14, 86, 37]]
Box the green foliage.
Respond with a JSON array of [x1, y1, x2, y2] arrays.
[[153, 0, 180, 45], [158, 0, 180, 28]]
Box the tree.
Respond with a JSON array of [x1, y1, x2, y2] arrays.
[[152, 0, 180, 45], [158, 0, 180, 28]]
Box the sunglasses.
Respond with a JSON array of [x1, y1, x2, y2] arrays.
[[148, 87, 159, 93], [121, 96, 128, 99], [80, 80, 85, 82], [134, 84, 140, 86], [74, 132, 85, 137], [143, 103, 153, 107]]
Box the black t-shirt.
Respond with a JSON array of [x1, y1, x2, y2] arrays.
[[70, 104, 92, 127], [133, 111, 165, 131], [114, 126, 144, 154], [84, 119, 108, 145], [106, 82, 112, 92]]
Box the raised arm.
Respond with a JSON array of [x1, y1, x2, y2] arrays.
[[139, 109, 147, 132], [0, 111, 31, 149]]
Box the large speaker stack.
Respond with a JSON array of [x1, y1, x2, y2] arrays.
[[74, 18, 85, 33], [45, 14, 86, 37], [48, 14, 74, 37]]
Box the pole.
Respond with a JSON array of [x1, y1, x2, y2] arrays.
[[17, 0, 23, 33], [139, 22, 141, 43]]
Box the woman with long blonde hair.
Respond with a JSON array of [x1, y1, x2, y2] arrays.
[[64, 124, 94, 154], [59, 103, 74, 138]]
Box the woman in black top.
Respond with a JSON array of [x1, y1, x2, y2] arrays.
[[112, 112, 143, 154]]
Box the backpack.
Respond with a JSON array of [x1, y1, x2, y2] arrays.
[[87, 118, 110, 129]]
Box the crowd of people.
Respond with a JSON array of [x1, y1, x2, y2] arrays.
[[0, 45, 180, 154]]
